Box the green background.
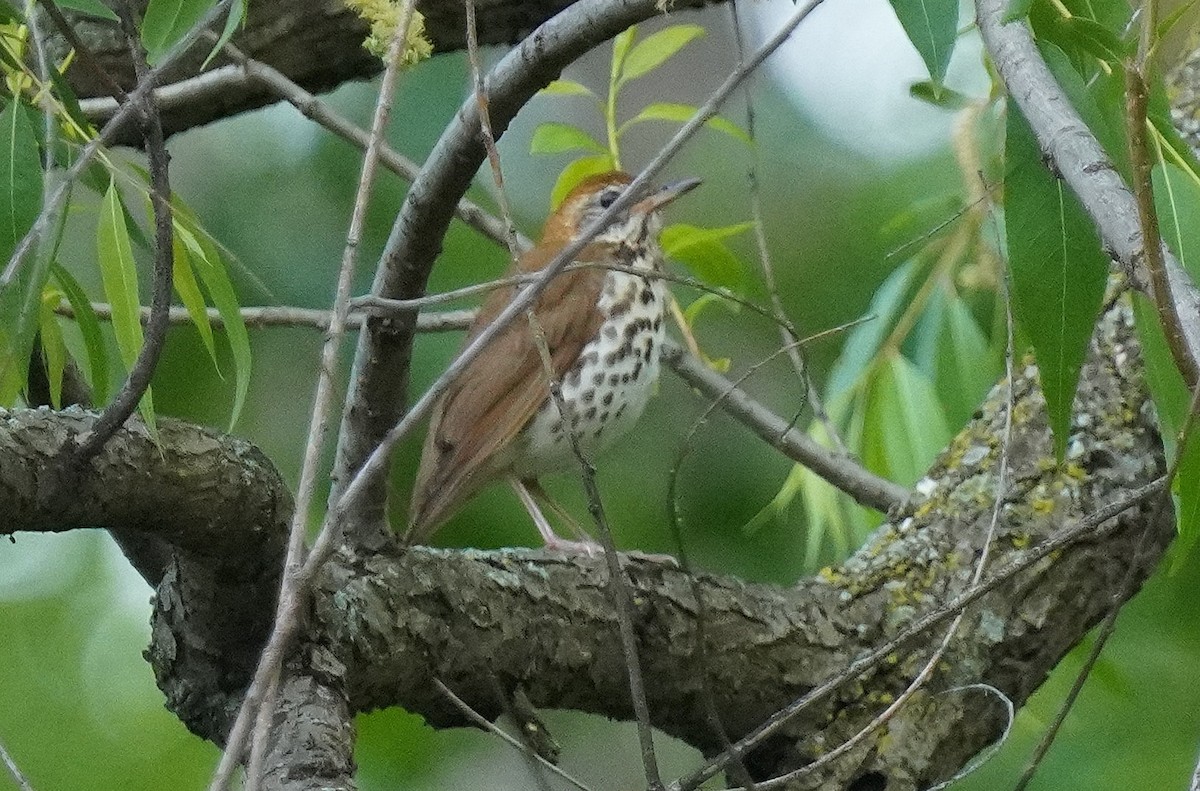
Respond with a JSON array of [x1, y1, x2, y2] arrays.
[[3, 9, 1199, 790]]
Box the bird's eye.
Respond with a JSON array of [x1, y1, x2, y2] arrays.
[[599, 187, 621, 208]]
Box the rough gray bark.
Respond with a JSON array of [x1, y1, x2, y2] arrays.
[[3, 303, 1172, 790], [10, 0, 1194, 788], [51, 0, 716, 141]]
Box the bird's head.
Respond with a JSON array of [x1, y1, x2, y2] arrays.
[[539, 171, 701, 249]]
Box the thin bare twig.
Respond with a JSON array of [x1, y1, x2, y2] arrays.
[[206, 5, 420, 790], [727, 0, 846, 455], [56, 294, 902, 512], [463, 3, 663, 783], [215, 40, 526, 251], [70, 0, 175, 467], [326, 0, 832, 562], [434, 680, 594, 791], [662, 341, 906, 512], [0, 737, 34, 791]]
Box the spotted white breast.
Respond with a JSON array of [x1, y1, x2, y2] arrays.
[[506, 260, 667, 478]]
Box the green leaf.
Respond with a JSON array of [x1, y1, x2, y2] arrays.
[[934, 293, 995, 428], [909, 80, 971, 109], [618, 24, 705, 85], [171, 227, 219, 368], [1148, 79, 1200, 198], [549, 153, 615, 210], [52, 262, 109, 399], [530, 123, 606, 155], [140, 0, 209, 64], [660, 222, 753, 291], [826, 260, 920, 400], [619, 102, 751, 145], [1133, 294, 1200, 558], [97, 179, 157, 434], [1029, 1, 1131, 65], [174, 213, 250, 428], [38, 289, 68, 409], [201, 0, 244, 68], [539, 79, 595, 98], [1005, 104, 1109, 459], [1039, 42, 1126, 173], [888, 0, 959, 84], [0, 101, 46, 404], [0, 101, 42, 275], [610, 26, 637, 91], [51, 0, 119, 21], [862, 353, 951, 486], [1158, 0, 1200, 43], [1152, 162, 1200, 284]]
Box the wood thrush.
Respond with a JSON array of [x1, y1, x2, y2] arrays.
[[406, 171, 700, 550]]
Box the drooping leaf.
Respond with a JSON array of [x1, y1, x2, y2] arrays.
[[1005, 104, 1108, 459], [934, 293, 995, 428], [171, 227, 219, 368], [1132, 294, 1200, 559], [51, 0, 119, 21], [618, 24, 705, 85], [539, 79, 596, 98], [888, 0, 959, 84], [0, 101, 45, 404], [97, 179, 157, 434], [0, 101, 41, 275], [660, 222, 753, 291], [1152, 162, 1200, 284], [610, 26, 637, 90], [201, 0, 244, 68], [174, 213, 250, 428], [909, 80, 971, 109], [619, 102, 751, 145], [52, 262, 109, 399], [861, 353, 951, 486], [1038, 42, 1126, 174], [1157, 0, 1200, 44], [1148, 79, 1200, 202], [549, 153, 615, 210], [826, 259, 920, 401], [530, 123, 606, 155], [140, 0, 209, 64], [1028, 0, 1131, 66], [38, 289, 68, 408]]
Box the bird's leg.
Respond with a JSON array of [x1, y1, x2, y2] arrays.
[[509, 478, 600, 555], [524, 479, 592, 542]]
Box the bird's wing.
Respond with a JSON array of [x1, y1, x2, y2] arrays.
[[406, 248, 608, 542]]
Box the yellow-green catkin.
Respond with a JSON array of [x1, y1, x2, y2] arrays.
[[346, 0, 434, 64]]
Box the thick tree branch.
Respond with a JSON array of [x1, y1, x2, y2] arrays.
[[976, 0, 1200, 377], [0, 407, 291, 740], [296, 307, 1166, 789], [0, 302, 1121, 787], [55, 0, 718, 142]]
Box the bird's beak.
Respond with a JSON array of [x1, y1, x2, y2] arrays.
[[635, 177, 702, 213]]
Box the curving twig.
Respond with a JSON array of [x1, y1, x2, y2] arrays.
[[69, 0, 175, 467]]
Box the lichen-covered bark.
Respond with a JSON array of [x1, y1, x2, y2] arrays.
[[2, 304, 1168, 790], [295, 304, 1167, 790]]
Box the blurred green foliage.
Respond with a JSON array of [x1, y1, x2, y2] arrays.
[[4, 8, 1200, 791]]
